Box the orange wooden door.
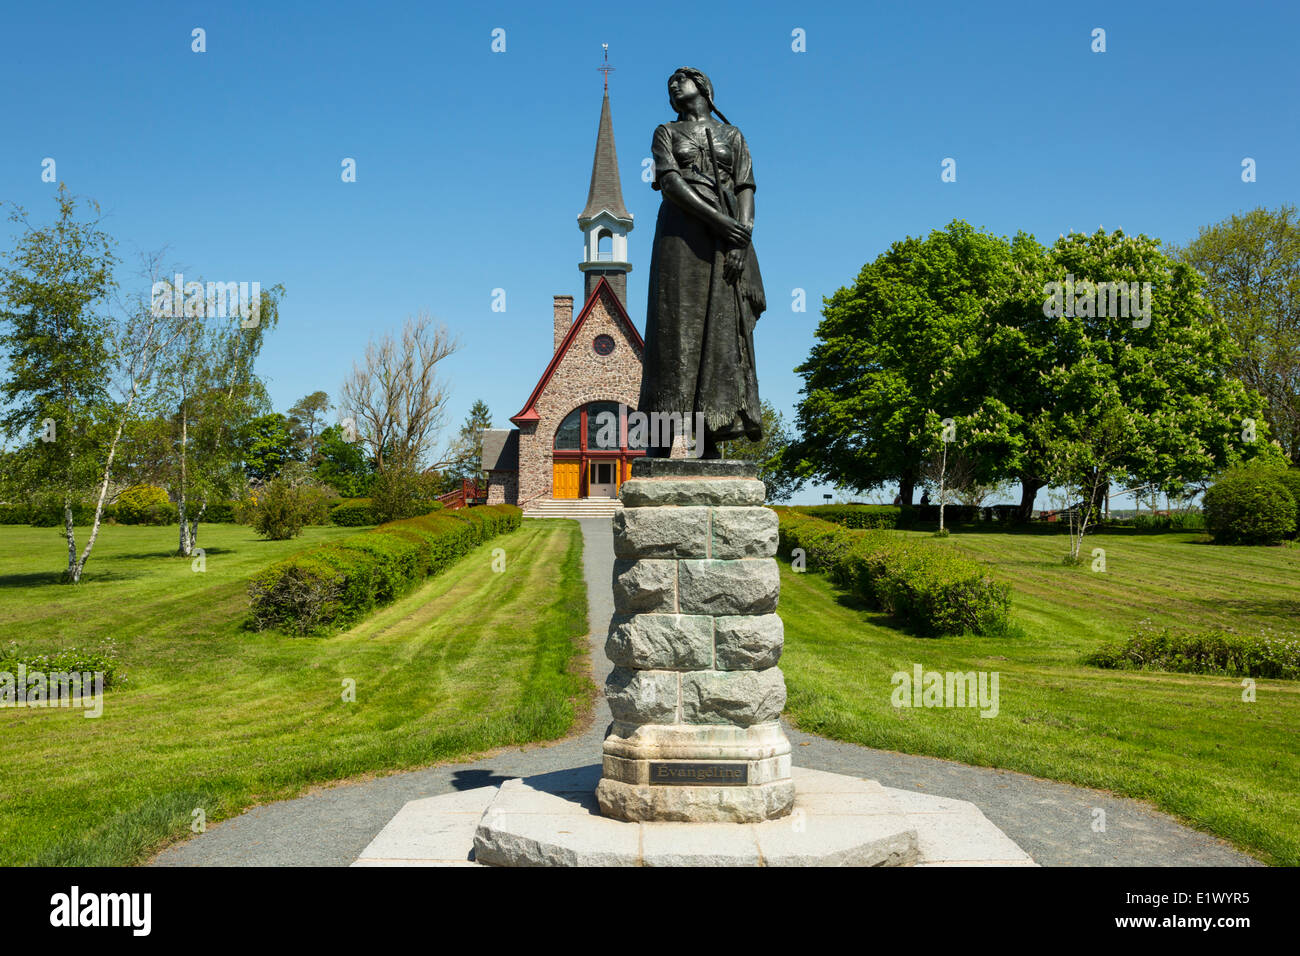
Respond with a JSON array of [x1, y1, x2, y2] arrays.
[[553, 460, 580, 499]]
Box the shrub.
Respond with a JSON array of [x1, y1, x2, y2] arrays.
[[115, 484, 174, 525], [983, 504, 1024, 524], [777, 512, 1011, 636], [329, 499, 377, 526], [370, 466, 446, 524], [1203, 469, 1296, 545], [793, 504, 903, 530], [793, 503, 1023, 528], [776, 510, 860, 568], [902, 504, 981, 525], [1084, 621, 1300, 679], [1274, 469, 1300, 538], [241, 479, 331, 540], [1123, 512, 1206, 532], [0, 503, 30, 524], [202, 502, 238, 523], [0, 639, 127, 690], [248, 504, 522, 634], [27, 496, 95, 527]]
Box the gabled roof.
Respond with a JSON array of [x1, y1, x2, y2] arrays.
[[482, 428, 518, 471], [578, 91, 632, 225], [510, 276, 644, 426]]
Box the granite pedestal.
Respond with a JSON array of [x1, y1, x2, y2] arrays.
[[595, 459, 795, 823]]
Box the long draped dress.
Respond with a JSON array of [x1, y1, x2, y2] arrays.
[[639, 120, 766, 445]]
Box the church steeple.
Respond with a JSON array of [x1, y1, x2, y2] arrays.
[[578, 45, 633, 309]]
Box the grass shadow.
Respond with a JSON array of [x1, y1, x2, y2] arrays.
[[0, 571, 66, 588], [111, 546, 236, 561], [0, 567, 154, 588], [1188, 597, 1300, 618], [829, 590, 929, 635]]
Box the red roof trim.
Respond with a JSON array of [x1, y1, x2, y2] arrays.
[[509, 276, 644, 425]]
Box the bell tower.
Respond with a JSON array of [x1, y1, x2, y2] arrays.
[[578, 45, 633, 310]]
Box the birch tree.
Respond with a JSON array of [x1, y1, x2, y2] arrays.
[[157, 284, 282, 555], [0, 192, 187, 581]]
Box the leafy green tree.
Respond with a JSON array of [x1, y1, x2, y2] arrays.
[[445, 399, 494, 484], [0, 188, 116, 580], [1175, 205, 1300, 462], [287, 390, 332, 463], [721, 399, 804, 502], [793, 222, 1275, 519], [153, 284, 283, 555], [792, 221, 1026, 504], [313, 423, 373, 496], [0, 197, 192, 580], [1020, 229, 1276, 515], [243, 412, 301, 482]]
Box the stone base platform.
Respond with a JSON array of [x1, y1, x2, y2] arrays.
[[351, 765, 1037, 867], [597, 720, 794, 823]]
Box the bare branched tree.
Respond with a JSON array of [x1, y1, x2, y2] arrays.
[[339, 312, 459, 472]]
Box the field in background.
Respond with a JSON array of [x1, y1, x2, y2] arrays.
[[0, 519, 592, 865], [778, 528, 1299, 865]]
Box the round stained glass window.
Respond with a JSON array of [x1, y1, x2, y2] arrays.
[[593, 334, 615, 356]]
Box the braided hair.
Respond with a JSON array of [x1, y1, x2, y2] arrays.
[[668, 67, 730, 125]]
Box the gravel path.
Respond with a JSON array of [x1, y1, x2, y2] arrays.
[[152, 518, 1259, 867]]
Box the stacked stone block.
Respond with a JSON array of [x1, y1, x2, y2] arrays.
[[596, 459, 795, 823]]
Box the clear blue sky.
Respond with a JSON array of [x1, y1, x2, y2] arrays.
[[2, 0, 1297, 505]]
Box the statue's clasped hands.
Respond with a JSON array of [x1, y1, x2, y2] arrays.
[[714, 215, 751, 248], [714, 215, 750, 284]]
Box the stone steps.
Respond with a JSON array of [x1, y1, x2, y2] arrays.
[[524, 498, 623, 519]]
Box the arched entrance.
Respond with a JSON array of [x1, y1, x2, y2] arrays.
[[552, 401, 646, 499]]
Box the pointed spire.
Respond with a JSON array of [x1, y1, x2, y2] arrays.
[[579, 52, 631, 226]]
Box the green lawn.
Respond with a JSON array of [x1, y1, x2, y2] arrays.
[[778, 526, 1300, 866], [0, 518, 593, 866]]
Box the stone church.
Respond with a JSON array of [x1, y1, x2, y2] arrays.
[[483, 81, 646, 512]]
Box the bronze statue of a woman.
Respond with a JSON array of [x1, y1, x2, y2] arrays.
[[639, 67, 766, 459]]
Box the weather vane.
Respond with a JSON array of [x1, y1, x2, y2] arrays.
[[598, 43, 614, 92]]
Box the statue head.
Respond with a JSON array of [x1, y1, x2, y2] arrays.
[[668, 67, 715, 118]]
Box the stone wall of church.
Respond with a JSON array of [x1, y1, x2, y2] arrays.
[[517, 287, 643, 508], [486, 470, 517, 505]]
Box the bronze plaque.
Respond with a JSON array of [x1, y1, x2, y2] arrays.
[[648, 762, 749, 786]]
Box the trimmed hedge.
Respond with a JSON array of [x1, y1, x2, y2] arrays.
[[196, 502, 238, 523], [247, 504, 522, 634], [1, 498, 239, 527], [327, 497, 443, 526], [1203, 469, 1297, 545], [793, 504, 903, 529], [777, 511, 1011, 636], [0, 504, 30, 524], [1113, 512, 1206, 532], [792, 502, 1026, 529], [27, 499, 97, 527], [1084, 621, 1300, 680], [329, 499, 377, 526]]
